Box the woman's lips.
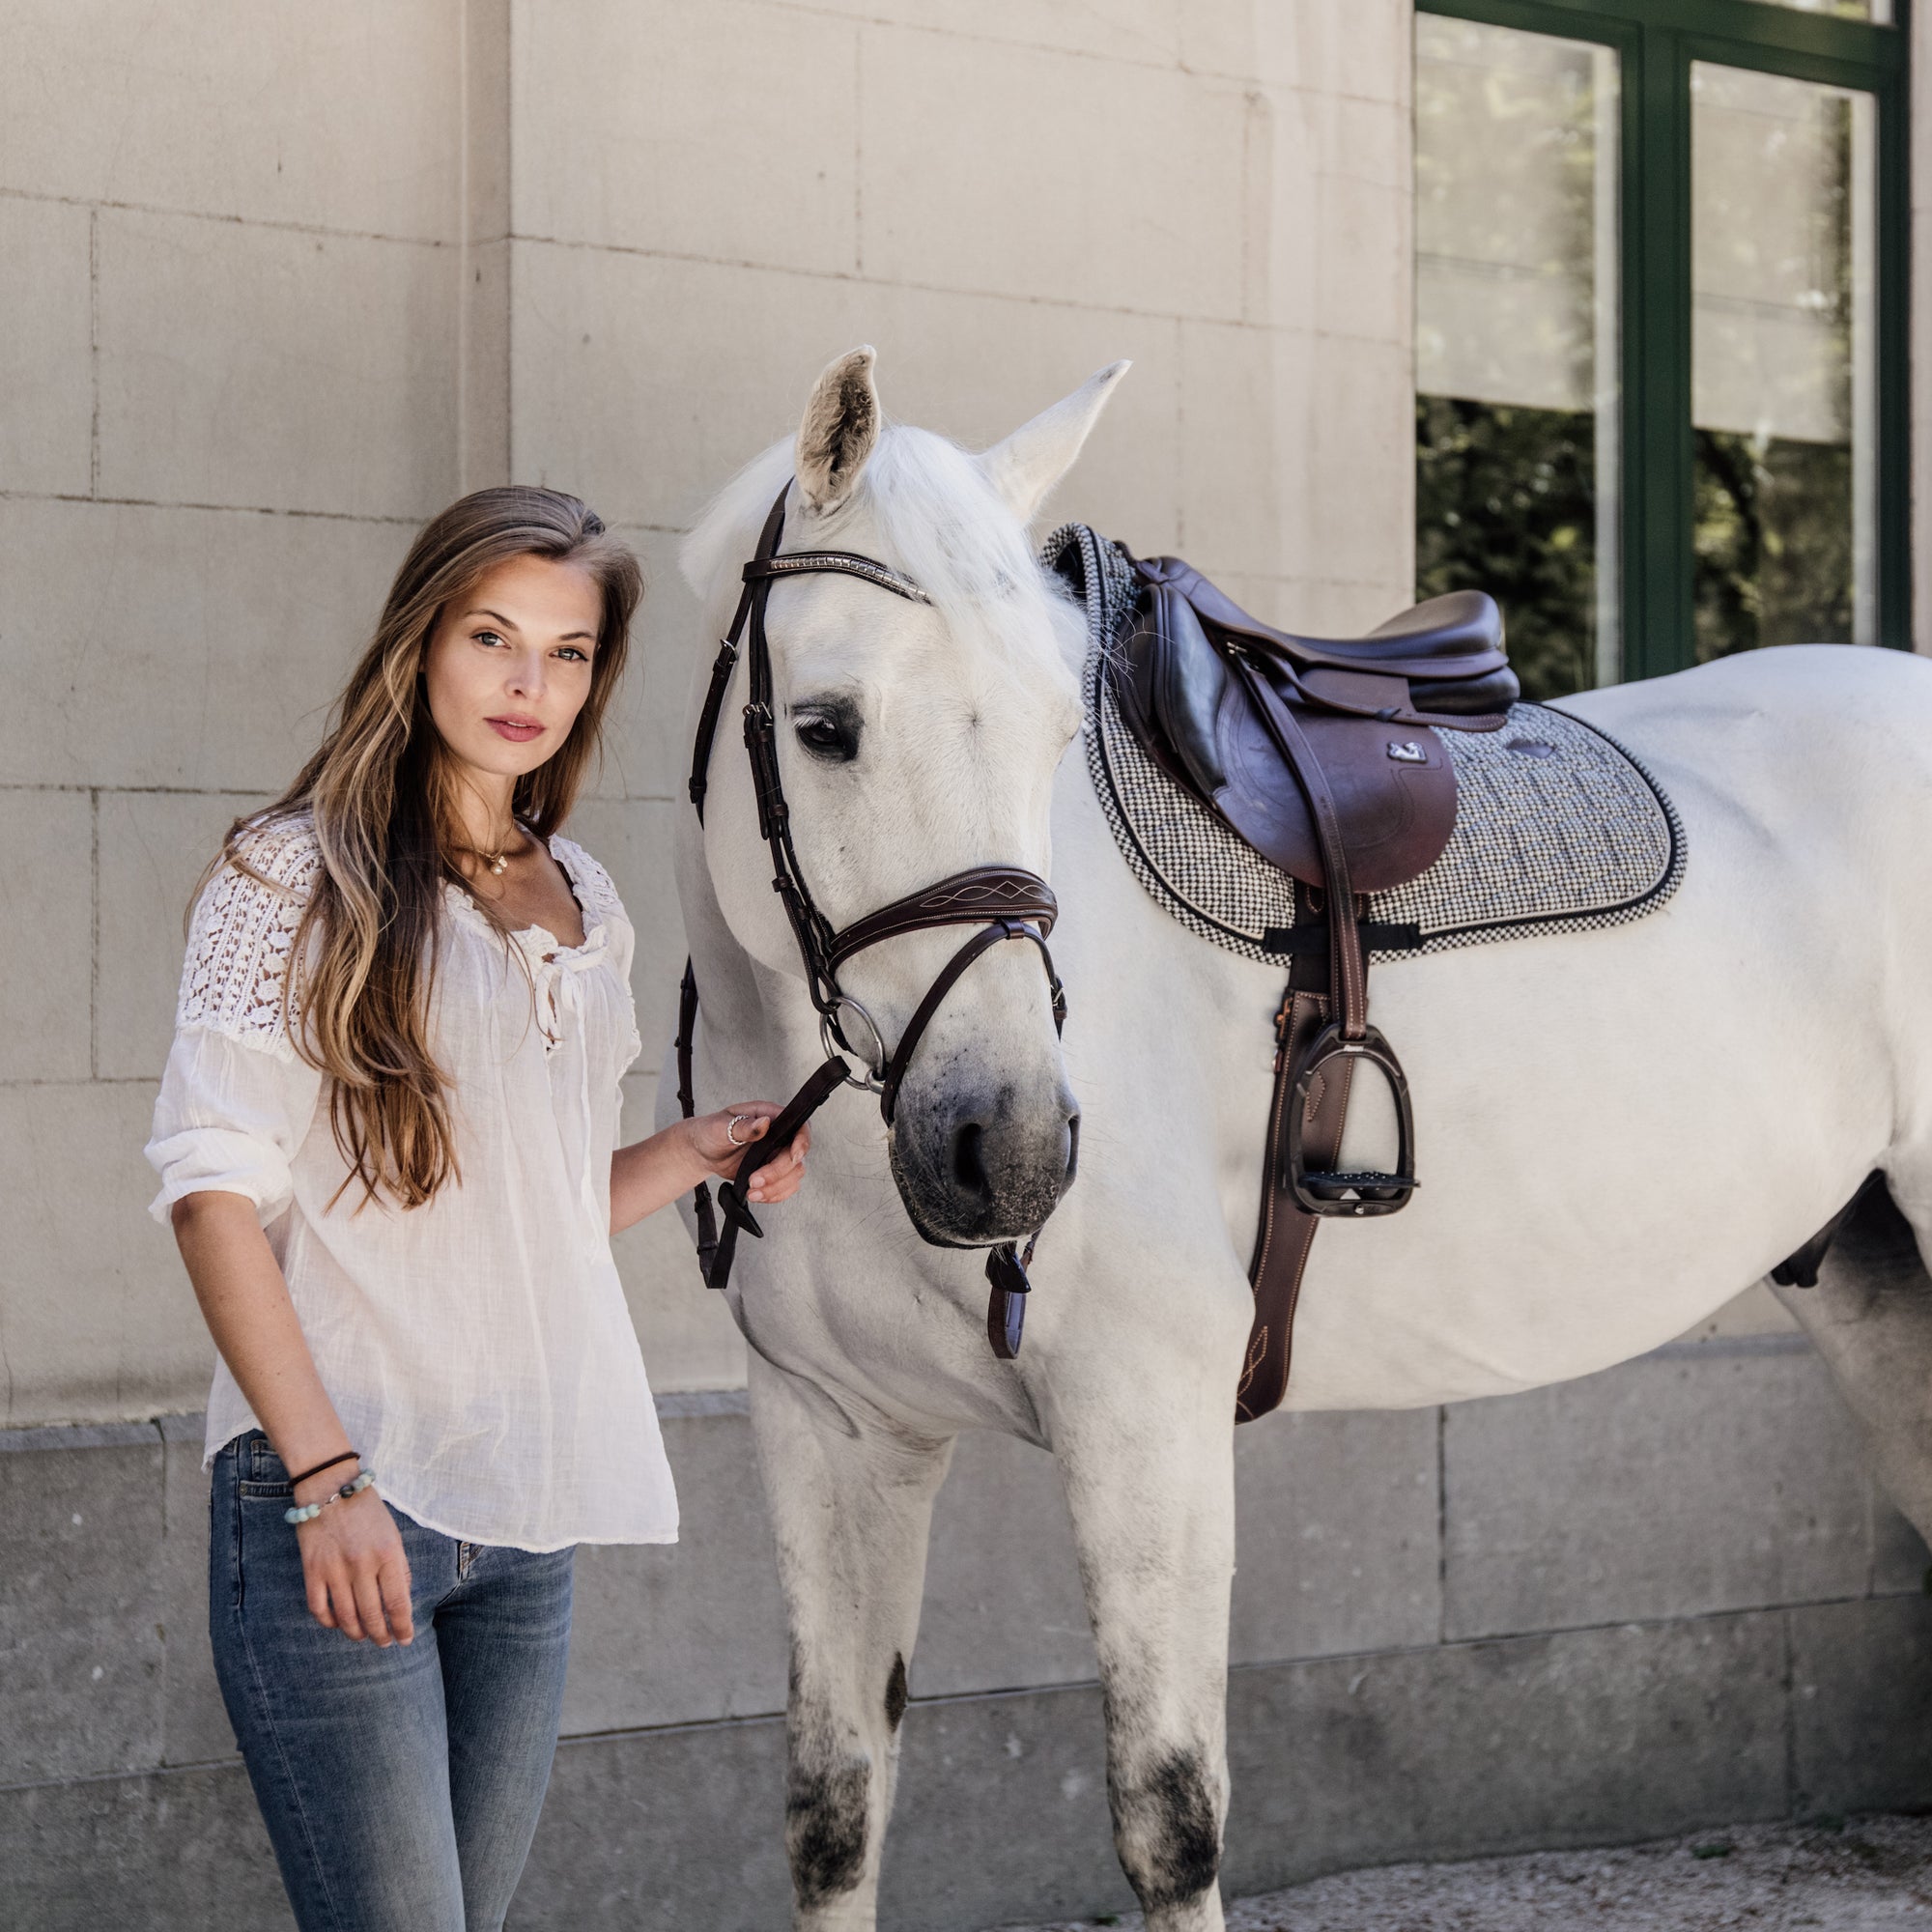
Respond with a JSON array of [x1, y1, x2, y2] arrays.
[[486, 717, 545, 743]]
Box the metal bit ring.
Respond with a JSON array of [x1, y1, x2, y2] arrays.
[[820, 996, 889, 1094]]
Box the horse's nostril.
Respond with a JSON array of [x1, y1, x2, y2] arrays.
[[952, 1122, 989, 1197], [1065, 1113, 1081, 1185]]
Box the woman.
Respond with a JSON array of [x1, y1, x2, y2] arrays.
[[146, 487, 807, 1931]]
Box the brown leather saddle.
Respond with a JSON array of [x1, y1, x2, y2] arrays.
[[1115, 554, 1518, 1420]]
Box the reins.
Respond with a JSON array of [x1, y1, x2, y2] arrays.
[[674, 484, 1068, 1358]]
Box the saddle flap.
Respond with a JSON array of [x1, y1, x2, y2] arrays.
[[1121, 580, 1460, 895], [1212, 685, 1456, 893]]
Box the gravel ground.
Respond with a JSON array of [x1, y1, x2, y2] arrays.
[[992, 1814, 1932, 1931]]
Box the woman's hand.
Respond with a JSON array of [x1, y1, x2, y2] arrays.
[[610, 1104, 812, 1234], [169, 1192, 410, 1642], [295, 1477, 414, 1646], [686, 1104, 810, 1205]]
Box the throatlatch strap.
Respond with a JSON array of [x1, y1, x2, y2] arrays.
[[686, 640, 739, 819], [687, 489, 788, 822]]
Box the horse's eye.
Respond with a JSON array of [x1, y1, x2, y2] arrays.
[[794, 710, 859, 763]]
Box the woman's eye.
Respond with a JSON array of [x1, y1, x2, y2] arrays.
[[794, 714, 858, 761], [555, 646, 590, 664], [475, 630, 507, 648]]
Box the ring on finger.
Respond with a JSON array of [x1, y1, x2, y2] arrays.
[[725, 1113, 753, 1148]]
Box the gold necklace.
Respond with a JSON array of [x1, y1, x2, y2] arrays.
[[469, 827, 523, 877]]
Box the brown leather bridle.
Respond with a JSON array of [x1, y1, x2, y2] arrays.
[[675, 484, 1067, 1357]]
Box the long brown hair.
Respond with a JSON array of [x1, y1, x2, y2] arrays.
[[202, 486, 642, 1209]]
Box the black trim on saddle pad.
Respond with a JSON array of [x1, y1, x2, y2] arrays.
[[1043, 524, 1688, 966]]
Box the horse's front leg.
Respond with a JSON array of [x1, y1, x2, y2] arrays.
[[1056, 1351, 1238, 1932], [748, 1350, 954, 1930]]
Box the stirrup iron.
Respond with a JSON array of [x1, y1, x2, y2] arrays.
[[1285, 1024, 1418, 1217]]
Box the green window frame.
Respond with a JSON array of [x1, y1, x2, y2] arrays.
[[1416, 0, 1911, 681]]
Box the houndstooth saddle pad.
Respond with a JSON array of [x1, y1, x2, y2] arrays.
[[1044, 525, 1687, 964]]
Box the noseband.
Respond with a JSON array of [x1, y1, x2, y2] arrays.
[[674, 484, 1067, 1358]]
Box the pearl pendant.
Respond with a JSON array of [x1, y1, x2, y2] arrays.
[[486, 852, 510, 876]]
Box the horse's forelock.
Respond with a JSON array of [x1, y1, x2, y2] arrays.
[[680, 424, 1081, 684]]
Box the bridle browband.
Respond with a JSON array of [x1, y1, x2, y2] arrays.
[[674, 484, 1067, 1358]]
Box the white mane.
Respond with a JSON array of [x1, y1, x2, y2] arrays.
[[679, 424, 1084, 685]]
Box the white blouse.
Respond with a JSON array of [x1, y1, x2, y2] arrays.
[[145, 814, 676, 1552]]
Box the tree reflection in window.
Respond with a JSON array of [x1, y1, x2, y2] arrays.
[[1416, 396, 1598, 702], [1414, 17, 1618, 700], [1694, 433, 1855, 657], [1691, 67, 1873, 654]]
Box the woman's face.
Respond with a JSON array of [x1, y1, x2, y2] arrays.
[[422, 554, 603, 784]]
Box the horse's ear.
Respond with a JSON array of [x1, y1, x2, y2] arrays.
[[796, 346, 881, 515], [980, 361, 1131, 523]]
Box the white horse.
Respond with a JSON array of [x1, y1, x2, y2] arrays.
[[664, 347, 1932, 1931]]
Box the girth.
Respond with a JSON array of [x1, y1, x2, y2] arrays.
[[1117, 553, 1516, 1420], [676, 485, 1066, 1358]]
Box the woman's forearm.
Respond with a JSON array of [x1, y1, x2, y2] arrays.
[[171, 1191, 355, 1482], [610, 1106, 809, 1235], [610, 1120, 711, 1235]]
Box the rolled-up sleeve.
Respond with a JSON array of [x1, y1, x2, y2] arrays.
[[146, 821, 327, 1229], [146, 1025, 324, 1226]]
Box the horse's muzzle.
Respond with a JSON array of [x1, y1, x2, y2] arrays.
[[888, 1081, 1080, 1248]]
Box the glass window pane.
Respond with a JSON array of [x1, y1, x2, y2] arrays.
[[1691, 64, 1877, 656], [1414, 16, 1620, 699], [1738, 0, 1891, 21]]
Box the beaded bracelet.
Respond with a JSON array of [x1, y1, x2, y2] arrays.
[[284, 1469, 377, 1526]]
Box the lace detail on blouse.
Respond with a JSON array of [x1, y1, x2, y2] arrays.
[[550, 835, 625, 924], [178, 817, 323, 1056]]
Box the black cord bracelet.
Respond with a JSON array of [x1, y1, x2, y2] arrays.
[[289, 1449, 360, 1488]]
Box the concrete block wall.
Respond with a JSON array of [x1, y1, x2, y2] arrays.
[[1, 0, 1424, 1423], [0, 1, 465, 1427], [3, 1340, 1927, 1929]]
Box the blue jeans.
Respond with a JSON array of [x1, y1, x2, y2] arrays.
[[209, 1434, 575, 1932]]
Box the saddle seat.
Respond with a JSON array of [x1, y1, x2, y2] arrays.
[[1120, 555, 1518, 895]]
